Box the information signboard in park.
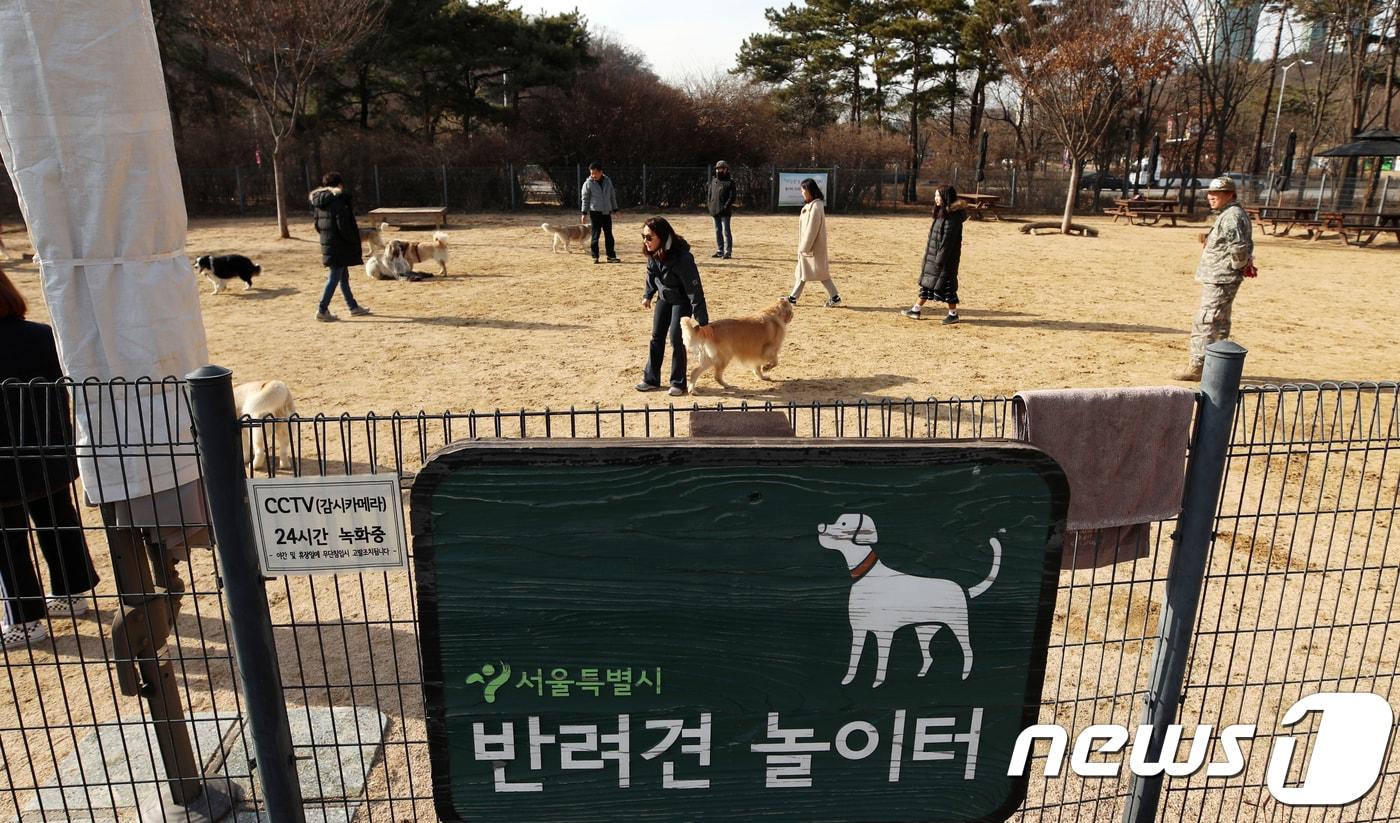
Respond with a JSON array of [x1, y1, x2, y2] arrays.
[[778, 171, 829, 207], [411, 441, 1067, 822], [247, 474, 407, 575]]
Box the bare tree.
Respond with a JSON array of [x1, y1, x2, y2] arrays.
[[192, 0, 383, 238], [999, 0, 1179, 233], [1171, 0, 1270, 181]]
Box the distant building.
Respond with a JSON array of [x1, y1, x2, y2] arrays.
[[1199, 0, 1263, 63]]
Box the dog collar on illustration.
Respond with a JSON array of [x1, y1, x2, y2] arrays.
[[850, 549, 878, 581]]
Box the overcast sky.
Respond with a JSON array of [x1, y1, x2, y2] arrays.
[[519, 1, 773, 85]]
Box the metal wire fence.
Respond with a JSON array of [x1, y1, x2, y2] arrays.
[[2, 382, 1397, 820]]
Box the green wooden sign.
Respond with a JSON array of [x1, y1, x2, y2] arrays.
[[412, 441, 1067, 822]]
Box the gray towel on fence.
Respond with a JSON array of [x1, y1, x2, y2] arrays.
[[1014, 386, 1196, 566]]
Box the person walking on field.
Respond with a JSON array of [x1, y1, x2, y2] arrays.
[[581, 161, 622, 264], [0, 267, 101, 649], [904, 184, 967, 324], [310, 172, 371, 322], [708, 161, 736, 258], [1176, 176, 1254, 381], [637, 217, 709, 397], [787, 178, 842, 307]]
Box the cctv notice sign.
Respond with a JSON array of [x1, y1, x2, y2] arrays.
[[247, 474, 408, 575], [412, 441, 1067, 822]]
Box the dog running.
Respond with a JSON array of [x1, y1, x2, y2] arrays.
[[679, 299, 794, 392], [195, 254, 262, 295]]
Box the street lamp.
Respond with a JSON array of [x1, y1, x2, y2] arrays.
[[1268, 59, 1313, 176]]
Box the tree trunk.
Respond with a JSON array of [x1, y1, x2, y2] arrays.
[[272, 142, 290, 239], [906, 49, 922, 204], [967, 71, 987, 142], [358, 63, 371, 129], [1061, 161, 1081, 234]]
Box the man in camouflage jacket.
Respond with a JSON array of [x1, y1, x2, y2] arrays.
[[1177, 176, 1253, 381]]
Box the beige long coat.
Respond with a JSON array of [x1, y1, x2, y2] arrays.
[[795, 198, 831, 282]]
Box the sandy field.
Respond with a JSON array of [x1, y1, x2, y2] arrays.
[[1, 211, 1397, 821], [6, 207, 1399, 413]]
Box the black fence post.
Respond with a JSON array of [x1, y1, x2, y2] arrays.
[[1122, 340, 1246, 823], [187, 365, 307, 823]]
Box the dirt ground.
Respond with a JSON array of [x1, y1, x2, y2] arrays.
[[6, 208, 1399, 413], [1, 211, 1398, 821]]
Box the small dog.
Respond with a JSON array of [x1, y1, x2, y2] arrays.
[[195, 254, 261, 294], [234, 380, 296, 471], [541, 220, 590, 253], [365, 240, 413, 281], [359, 223, 387, 252], [819, 513, 1001, 688], [680, 299, 795, 392], [398, 231, 450, 277]]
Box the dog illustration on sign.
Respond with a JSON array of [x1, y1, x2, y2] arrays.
[[819, 513, 1002, 687]]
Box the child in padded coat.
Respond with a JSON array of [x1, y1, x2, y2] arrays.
[[903, 184, 967, 324]]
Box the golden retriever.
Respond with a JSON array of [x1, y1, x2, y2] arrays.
[[234, 380, 296, 471], [680, 299, 795, 392]]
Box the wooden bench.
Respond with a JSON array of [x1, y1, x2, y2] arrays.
[[1316, 212, 1400, 246], [369, 206, 448, 229], [1106, 199, 1183, 227]]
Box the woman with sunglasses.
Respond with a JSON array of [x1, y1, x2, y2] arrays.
[[636, 217, 709, 397]]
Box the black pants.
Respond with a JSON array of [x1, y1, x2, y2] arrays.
[[644, 299, 691, 389], [589, 211, 616, 260], [2, 490, 99, 624]]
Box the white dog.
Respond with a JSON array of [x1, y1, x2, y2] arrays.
[[234, 380, 296, 471], [365, 240, 412, 281], [541, 220, 590, 253], [819, 513, 1001, 687]]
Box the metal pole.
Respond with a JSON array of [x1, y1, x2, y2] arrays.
[[1377, 177, 1389, 220], [374, 165, 381, 207], [1010, 167, 1018, 208], [1122, 341, 1246, 823], [441, 164, 449, 208], [642, 164, 648, 208], [576, 164, 582, 210], [187, 365, 307, 823], [235, 166, 245, 215], [1316, 172, 1327, 217], [830, 166, 838, 211], [508, 163, 516, 210]]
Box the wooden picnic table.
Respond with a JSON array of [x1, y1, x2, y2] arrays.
[[1316, 211, 1400, 247], [1244, 205, 1321, 237], [1107, 197, 1184, 226], [959, 192, 1005, 221], [369, 206, 448, 229]]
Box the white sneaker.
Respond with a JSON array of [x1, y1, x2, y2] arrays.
[[47, 594, 91, 617], [2, 619, 48, 650]]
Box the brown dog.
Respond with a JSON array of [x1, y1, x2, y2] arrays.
[[680, 299, 795, 392]]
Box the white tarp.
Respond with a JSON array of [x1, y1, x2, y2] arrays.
[[0, 0, 209, 502]]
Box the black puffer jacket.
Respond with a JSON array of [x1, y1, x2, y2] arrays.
[[643, 237, 709, 325], [0, 320, 79, 506], [310, 186, 363, 268], [919, 194, 968, 289]]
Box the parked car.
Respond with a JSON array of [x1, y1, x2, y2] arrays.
[[1078, 171, 1123, 190]]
